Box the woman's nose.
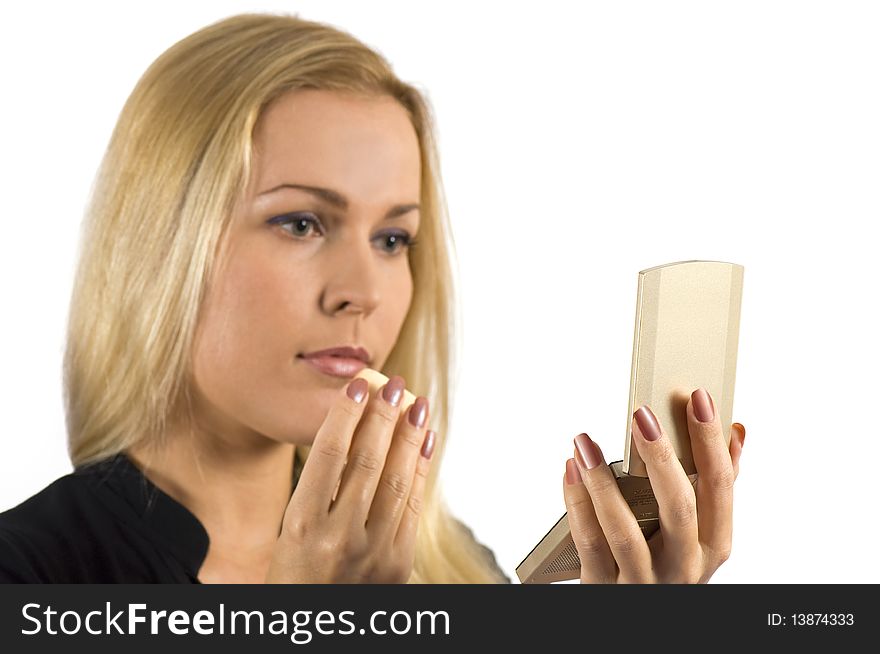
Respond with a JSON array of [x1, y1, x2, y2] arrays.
[[321, 242, 382, 316]]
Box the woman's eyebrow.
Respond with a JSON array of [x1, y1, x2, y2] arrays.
[[257, 182, 419, 218]]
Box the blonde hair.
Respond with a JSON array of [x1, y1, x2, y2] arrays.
[[63, 13, 506, 583]]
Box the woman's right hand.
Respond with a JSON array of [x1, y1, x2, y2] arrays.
[[264, 375, 436, 583]]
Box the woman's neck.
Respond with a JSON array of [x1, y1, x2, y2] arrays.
[[125, 424, 297, 583]]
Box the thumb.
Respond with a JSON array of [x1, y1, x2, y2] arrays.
[[729, 422, 746, 480]]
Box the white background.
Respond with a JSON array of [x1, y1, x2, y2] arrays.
[[1, 1, 878, 584]]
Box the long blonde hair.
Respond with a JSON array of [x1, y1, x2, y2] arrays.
[[62, 13, 506, 583]]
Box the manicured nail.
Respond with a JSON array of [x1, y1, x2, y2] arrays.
[[565, 458, 582, 485], [382, 375, 405, 406], [409, 397, 428, 428], [733, 422, 746, 446], [634, 406, 662, 441], [574, 433, 604, 470], [347, 377, 368, 403], [421, 430, 436, 459], [692, 388, 715, 423]]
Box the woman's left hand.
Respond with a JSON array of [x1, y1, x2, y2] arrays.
[[563, 388, 746, 584]]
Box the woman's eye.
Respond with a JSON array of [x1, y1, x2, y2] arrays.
[[374, 232, 416, 255], [268, 213, 417, 255], [269, 213, 323, 238]]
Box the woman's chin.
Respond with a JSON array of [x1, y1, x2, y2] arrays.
[[270, 404, 333, 444], [259, 380, 352, 444]]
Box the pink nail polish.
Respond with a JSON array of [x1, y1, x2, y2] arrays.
[[574, 433, 604, 470], [346, 377, 368, 403], [692, 388, 715, 423], [565, 458, 582, 485], [382, 375, 405, 406], [409, 397, 428, 428], [421, 430, 436, 459], [634, 406, 662, 441]]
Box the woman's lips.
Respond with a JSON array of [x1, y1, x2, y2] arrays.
[[299, 355, 367, 378]]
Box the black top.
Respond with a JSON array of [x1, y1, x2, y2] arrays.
[[0, 453, 207, 583], [0, 453, 510, 583]]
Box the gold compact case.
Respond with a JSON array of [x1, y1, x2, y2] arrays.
[[516, 260, 744, 584]]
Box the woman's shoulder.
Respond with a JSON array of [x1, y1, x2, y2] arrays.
[[0, 473, 87, 582], [0, 471, 90, 528], [0, 465, 126, 583], [0, 455, 204, 584]]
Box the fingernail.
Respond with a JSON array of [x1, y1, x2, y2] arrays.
[[382, 375, 405, 406], [733, 422, 746, 446], [409, 397, 428, 428], [574, 433, 604, 470], [421, 430, 436, 459], [347, 377, 368, 403], [692, 388, 715, 423], [634, 406, 662, 441], [565, 458, 582, 485]]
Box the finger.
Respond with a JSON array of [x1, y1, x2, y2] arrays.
[[573, 433, 652, 582], [333, 375, 407, 523], [687, 388, 736, 565], [291, 377, 369, 518], [632, 405, 701, 570], [367, 396, 430, 539], [730, 422, 746, 480], [394, 429, 436, 554], [562, 457, 616, 583]]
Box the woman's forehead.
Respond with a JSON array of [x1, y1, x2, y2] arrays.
[[250, 89, 421, 204]]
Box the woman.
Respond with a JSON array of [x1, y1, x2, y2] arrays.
[[0, 13, 745, 584], [0, 12, 505, 584]]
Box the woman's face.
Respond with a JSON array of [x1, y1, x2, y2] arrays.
[[189, 89, 421, 447]]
